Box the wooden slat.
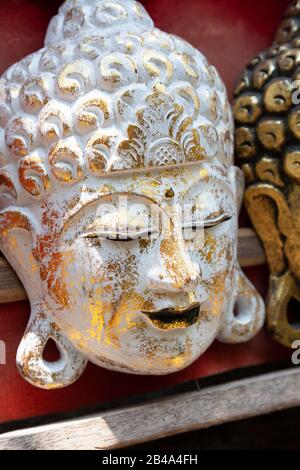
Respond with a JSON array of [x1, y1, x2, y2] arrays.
[[0, 257, 26, 303], [0, 228, 266, 304], [238, 227, 266, 268], [0, 367, 298, 450]]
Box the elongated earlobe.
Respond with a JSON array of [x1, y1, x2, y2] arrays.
[[217, 266, 265, 343], [17, 311, 88, 389]]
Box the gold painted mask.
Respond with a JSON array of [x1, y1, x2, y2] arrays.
[[234, 1, 300, 348], [0, 0, 265, 389]]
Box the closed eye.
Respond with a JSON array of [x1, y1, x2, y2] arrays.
[[182, 213, 233, 231], [81, 213, 232, 242], [81, 227, 159, 242]]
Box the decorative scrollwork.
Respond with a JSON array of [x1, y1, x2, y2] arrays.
[[148, 138, 184, 167], [78, 36, 106, 60], [99, 53, 138, 90], [0, 79, 11, 128], [114, 32, 143, 54], [49, 141, 84, 183], [0, 0, 233, 209], [74, 92, 111, 134], [116, 125, 146, 170], [86, 132, 117, 175], [63, 7, 85, 39], [39, 45, 66, 72], [5, 116, 36, 157], [20, 78, 49, 113], [57, 60, 95, 100], [0, 170, 17, 202], [115, 85, 146, 122], [263, 78, 293, 113], [170, 84, 200, 119], [19, 155, 50, 197], [197, 122, 219, 160], [38, 101, 72, 145], [173, 53, 200, 84], [143, 51, 173, 83], [252, 59, 276, 89], [92, 2, 127, 28], [277, 48, 300, 72]]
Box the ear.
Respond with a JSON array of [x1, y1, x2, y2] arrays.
[[217, 169, 266, 343], [244, 184, 293, 276], [0, 209, 42, 302], [229, 166, 245, 214], [17, 310, 88, 389], [217, 265, 265, 343], [0, 210, 88, 388]]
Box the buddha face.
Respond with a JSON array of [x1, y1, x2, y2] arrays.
[[38, 161, 237, 374], [0, 0, 265, 388]]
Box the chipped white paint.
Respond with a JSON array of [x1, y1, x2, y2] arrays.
[[0, 0, 265, 389]]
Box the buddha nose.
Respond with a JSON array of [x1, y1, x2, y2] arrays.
[[146, 234, 201, 293]]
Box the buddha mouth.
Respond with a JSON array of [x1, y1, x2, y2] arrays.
[[142, 303, 200, 330]]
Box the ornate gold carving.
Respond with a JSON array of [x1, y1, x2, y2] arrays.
[[75, 93, 110, 134], [234, 4, 300, 347], [233, 93, 262, 124], [0, 171, 17, 201], [20, 78, 48, 113], [235, 127, 257, 159], [38, 101, 72, 144], [57, 60, 95, 99], [49, 141, 84, 183], [19, 155, 50, 196], [256, 118, 285, 152], [284, 149, 300, 182], [5, 116, 35, 157]]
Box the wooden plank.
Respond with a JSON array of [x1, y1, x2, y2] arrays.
[[0, 367, 298, 450], [0, 257, 26, 303], [0, 228, 266, 304], [238, 227, 266, 268]]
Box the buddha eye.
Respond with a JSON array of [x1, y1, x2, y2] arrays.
[[182, 212, 233, 232], [81, 214, 160, 242], [83, 227, 159, 242], [203, 213, 233, 229], [77, 197, 163, 243]]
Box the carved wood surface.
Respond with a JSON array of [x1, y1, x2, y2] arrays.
[[0, 228, 266, 304], [0, 367, 298, 450]]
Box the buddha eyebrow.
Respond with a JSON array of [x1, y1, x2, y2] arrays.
[[182, 177, 235, 197], [61, 192, 164, 233]]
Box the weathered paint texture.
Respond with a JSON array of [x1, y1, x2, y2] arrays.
[[0, 0, 265, 389]]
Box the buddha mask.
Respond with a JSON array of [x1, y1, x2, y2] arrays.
[[234, 1, 300, 349], [0, 0, 265, 389]]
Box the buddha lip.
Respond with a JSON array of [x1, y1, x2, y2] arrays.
[[142, 303, 200, 328]]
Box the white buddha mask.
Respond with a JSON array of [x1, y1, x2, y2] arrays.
[[0, 0, 265, 389]]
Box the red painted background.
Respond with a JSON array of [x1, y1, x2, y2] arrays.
[[0, 0, 292, 424]]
